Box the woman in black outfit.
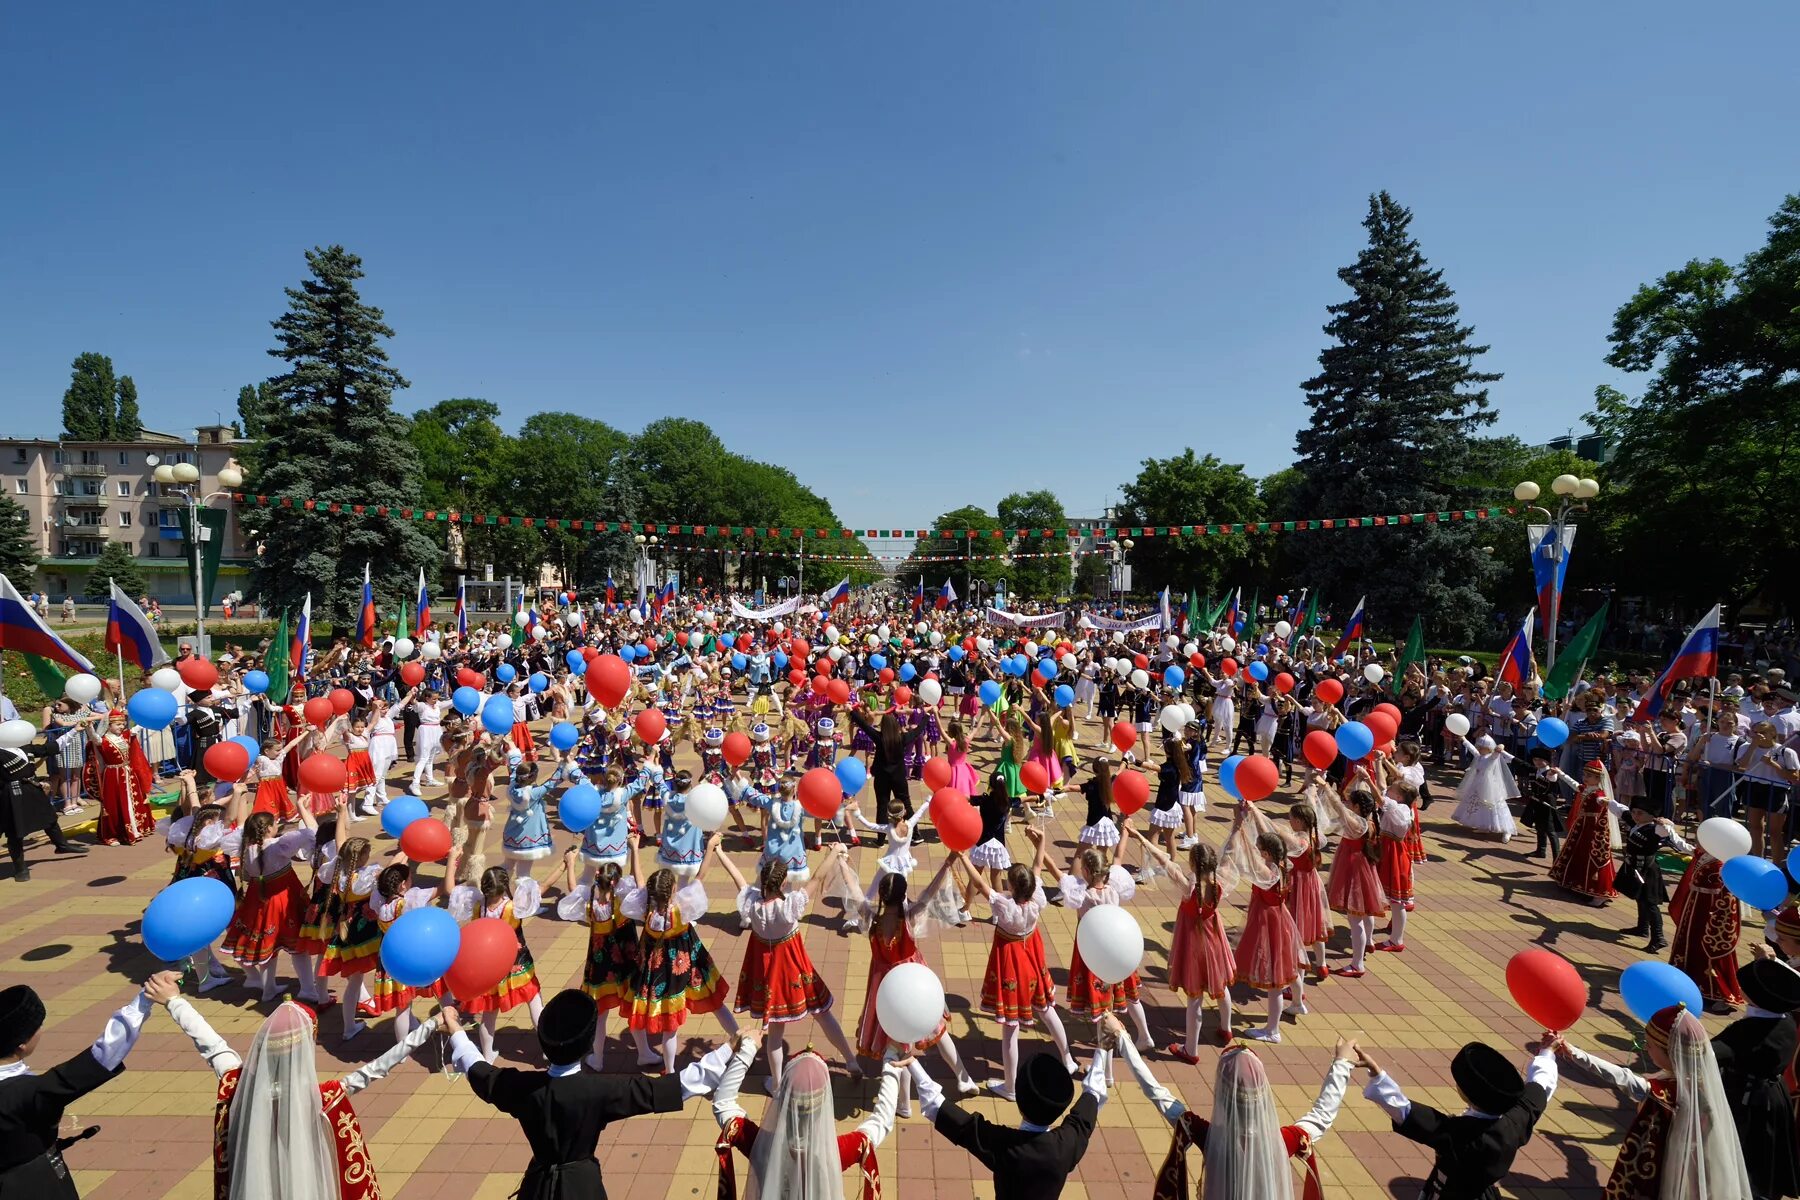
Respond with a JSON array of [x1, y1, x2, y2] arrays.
[[847, 706, 927, 822]]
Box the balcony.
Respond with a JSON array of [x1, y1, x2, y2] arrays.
[[57, 520, 111, 538], [62, 463, 109, 478], [155, 493, 190, 508], [60, 494, 111, 509]]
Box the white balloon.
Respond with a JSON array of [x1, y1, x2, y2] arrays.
[[64, 673, 103, 703], [825, 626, 840, 644], [1179, 703, 1197, 726], [1166, 634, 1179, 648], [1058, 653, 1077, 672], [917, 679, 943, 706], [877, 624, 891, 640], [1024, 641, 1039, 657], [0, 720, 36, 749], [1111, 631, 1126, 645], [1183, 642, 1198, 657], [392, 637, 416, 660], [977, 637, 993, 653], [495, 633, 513, 651], [1129, 669, 1149, 689], [1697, 817, 1752, 862], [151, 667, 182, 692], [1158, 705, 1186, 735], [915, 621, 928, 634], [1274, 621, 1292, 640], [1076, 906, 1144, 986], [1363, 663, 1385, 684], [865, 633, 880, 648], [531, 625, 549, 640], [1219, 636, 1236, 654], [773, 621, 786, 634], [1444, 713, 1471, 738], [828, 645, 846, 661], [874, 961, 946, 1046], [564, 610, 582, 628], [685, 783, 729, 832], [929, 632, 943, 646], [420, 641, 443, 660]]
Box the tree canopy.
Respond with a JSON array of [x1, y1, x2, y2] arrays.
[[60, 353, 140, 441], [1116, 450, 1264, 598]]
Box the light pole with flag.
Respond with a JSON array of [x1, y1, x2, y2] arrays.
[[1514, 473, 1599, 668]]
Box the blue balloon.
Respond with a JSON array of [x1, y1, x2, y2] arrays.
[[557, 594, 569, 605], [452, 686, 483, 715], [142, 876, 236, 961], [242, 670, 270, 695], [495, 663, 517, 684], [1219, 754, 1245, 801], [1232, 619, 1244, 633], [480, 695, 515, 737], [1537, 717, 1570, 748], [634, 644, 650, 660], [230, 735, 261, 761], [1787, 844, 1800, 884], [899, 663, 916, 683], [732, 653, 748, 672], [1163, 666, 1185, 689], [1335, 721, 1375, 761], [1015, 654, 1032, 677], [559, 782, 602, 832], [774, 652, 790, 672], [381, 794, 429, 838], [126, 688, 177, 731], [835, 757, 867, 796], [1054, 684, 1075, 709], [1258, 643, 1271, 656], [528, 671, 549, 694], [1037, 658, 1058, 682], [549, 722, 580, 752], [1722, 855, 1790, 911], [949, 646, 966, 662], [1248, 661, 1269, 682], [379, 907, 461, 987], [566, 650, 586, 672], [719, 633, 735, 650], [619, 645, 636, 663], [870, 654, 887, 672], [978, 680, 1002, 707], [1619, 960, 1705, 1023]]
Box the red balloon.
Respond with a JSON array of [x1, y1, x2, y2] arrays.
[[789, 638, 810, 660], [1189, 652, 1207, 669], [1505, 949, 1586, 1032], [901, 638, 913, 649], [1363, 711, 1399, 747], [1372, 702, 1401, 724], [827, 679, 851, 706], [676, 631, 690, 647], [1133, 653, 1149, 671], [878, 667, 895, 685], [400, 817, 452, 861], [399, 661, 425, 687], [1302, 729, 1339, 770], [303, 697, 334, 729], [443, 917, 519, 998], [788, 669, 806, 687], [586, 655, 632, 708], [1220, 657, 1239, 677], [893, 685, 912, 707], [581, 646, 599, 661], [929, 788, 982, 852], [202, 740, 249, 783], [177, 658, 219, 690], [1272, 672, 1295, 694], [634, 708, 667, 744], [1314, 677, 1345, 705], [722, 731, 752, 768], [646, 636, 660, 652], [1111, 722, 1138, 754], [922, 756, 953, 791], [329, 687, 355, 715], [298, 753, 346, 794], [798, 768, 844, 820], [814, 657, 832, 675], [1112, 770, 1150, 816], [457, 668, 484, 690], [1235, 755, 1280, 802], [1020, 761, 1050, 796]]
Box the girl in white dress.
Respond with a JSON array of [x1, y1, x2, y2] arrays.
[[1451, 734, 1520, 840]]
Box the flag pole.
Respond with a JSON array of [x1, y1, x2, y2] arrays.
[[110, 577, 127, 699]]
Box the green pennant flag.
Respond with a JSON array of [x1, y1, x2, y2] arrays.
[[1185, 590, 1200, 635], [1201, 593, 1233, 632], [1542, 599, 1610, 701], [1241, 589, 1260, 644], [266, 609, 290, 706], [22, 653, 68, 700], [1298, 592, 1320, 635], [395, 597, 407, 642], [1392, 616, 1425, 694]]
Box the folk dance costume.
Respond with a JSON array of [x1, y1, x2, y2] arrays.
[[1219, 797, 1297, 893], [366, 712, 399, 808], [219, 828, 316, 973], [1209, 675, 1238, 748], [909, 1053, 1108, 1200], [554, 882, 639, 1014], [1521, 764, 1569, 860], [737, 784, 810, 883], [167, 997, 435, 1200], [1614, 808, 1689, 950], [290, 840, 339, 986], [846, 884, 953, 1060], [1559, 1005, 1754, 1200], [164, 814, 236, 890], [1234, 863, 1306, 1041], [1178, 738, 1207, 813], [319, 862, 384, 980], [619, 878, 729, 1038], [1671, 850, 1748, 1010], [363, 885, 440, 1020], [90, 724, 155, 846], [1710, 959, 1800, 1200], [733, 885, 833, 1023], [1375, 794, 1417, 937], [503, 763, 569, 870], [747, 725, 779, 789], [1320, 792, 1388, 978], [447, 880, 544, 1015], [342, 734, 375, 792], [981, 884, 1060, 1022], [1118, 1037, 1350, 1200], [578, 777, 644, 873], [0, 984, 152, 1198], [250, 753, 297, 824], [1286, 840, 1332, 970], [656, 783, 707, 882], [1058, 865, 1150, 1032], [2, 744, 85, 880], [1550, 769, 1619, 902], [510, 693, 537, 761], [699, 729, 727, 787], [1077, 776, 1120, 851], [1168, 879, 1237, 1029], [1362, 1041, 1558, 1200], [1451, 737, 1519, 839]]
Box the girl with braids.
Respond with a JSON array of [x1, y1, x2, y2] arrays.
[[220, 805, 320, 1002], [342, 715, 376, 801], [1287, 801, 1332, 983], [447, 863, 545, 1063], [359, 862, 439, 1045], [291, 799, 345, 1007], [733, 771, 811, 932], [1373, 778, 1420, 953], [995, 711, 1030, 805], [555, 845, 639, 1067], [1076, 756, 1123, 861], [1059, 844, 1155, 1059], [1321, 784, 1388, 979], [462, 738, 508, 858], [1147, 734, 1193, 863], [713, 843, 862, 1089], [1131, 831, 1235, 1060], [249, 730, 308, 823], [959, 856, 1081, 1098], [320, 835, 383, 1039], [1235, 830, 1306, 1043], [619, 837, 735, 1072], [164, 801, 241, 993]]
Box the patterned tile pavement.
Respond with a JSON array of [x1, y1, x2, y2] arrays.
[[4, 713, 1688, 1199]]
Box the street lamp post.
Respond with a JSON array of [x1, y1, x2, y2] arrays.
[[1513, 474, 1599, 669], [148, 454, 242, 659], [633, 534, 660, 606], [1109, 537, 1135, 605]]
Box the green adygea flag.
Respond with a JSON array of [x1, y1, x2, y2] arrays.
[[1542, 599, 1610, 701], [265, 608, 290, 706], [1391, 616, 1425, 694]]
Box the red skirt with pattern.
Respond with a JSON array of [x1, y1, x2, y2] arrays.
[[1377, 835, 1414, 903], [460, 924, 541, 1015], [583, 916, 641, 1012], [981, 928, 1056, 1023], [856, 934, 946, 1058], [291, 875, 335, 955], [1234, 884, 1302, 991], [253, 777, 296, 822], [221, 867, 308, 967], [1327, 838, 1390, 918], [1065, 943, 1141, 1016], [1169, 891, 1236, 999], [363, 962, 418, 1015], [344, 750, 375, 790], [511, 722, 537, 761], [734, 931, 834, 1022], [1406, 811, 1427, 863]]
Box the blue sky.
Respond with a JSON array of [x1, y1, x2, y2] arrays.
[[3, 2, 1794, 535]]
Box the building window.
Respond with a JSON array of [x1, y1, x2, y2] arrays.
[[52, 450, 66, 465], [148, 542, 160, 558], [81, 481, 102, 496], [80, 450, 100, 465], [118, 512, 132, 528], [12, 480, 23, 494], [159, 509, 181, 528], [118, 482, 131, 496], [118, 451, 130, 465], [12, 448, 24, 463]]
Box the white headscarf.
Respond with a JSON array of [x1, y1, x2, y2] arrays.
[[745, 1052, 842, 1200], [1202, 1049, 1293, 1200], [1660, 1008, 1752, 1200], [226, 1001, 338, 1200]]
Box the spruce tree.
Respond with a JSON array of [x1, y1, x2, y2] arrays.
[[61, 353, 117, 440], [84, 541, 146, 600], [1289, 192, 1501, 644], [114, 376, 142, 440], [0, 494, 39, 583], [249, 246, 439, 626]]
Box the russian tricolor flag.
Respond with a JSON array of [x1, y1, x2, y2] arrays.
[[1632, 604, 1721, 723], [413, 569, 431, 639], [936, 578, 956, 611], [1530, 524, 1576, 649], [455, 577, 467, 639], [911, 578, 925, 615], [604, 576, 616, 613], [1224, 587, 1240, 633], [822, 578, 850, 610], [290, 593, 312, 680], [1331, 596, 1366, 658], [355, 563, 376, 649], [652, 580, 676, 619], [106, 581, 168, 670], [1, 573, 97, 673], [1496, 608, 1535, 689]]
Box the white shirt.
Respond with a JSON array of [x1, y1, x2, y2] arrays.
[[1363, 1050, 1557, 1122], [736, 888, 810, 940], [989, 887, 1048, 937], [0, 993, 153, 1083]]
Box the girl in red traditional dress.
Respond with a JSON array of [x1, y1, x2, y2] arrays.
[[1059, 845, 1155, 1054], [89, 710, 155, 845], [1132, 831, 1236, 1059], [1374, 779, 1419, 953], [446, 863, 544, 1062], [1551, 760, 1618, 904], [341, 717, 376, 795], [507, 683, 538, 762], [958, 856, 1082, 1097], [618, 846, 735, 1072], [555, 847, 640, 1069], [1235, 830, 1306, 1043], [249, 732, 307, 824], [715, 843, 862, 1089], [1322, 785, 1388, 978], [290, 800, 342, 1008], [1554, 1005, 1754, 1199], [1670, 847, 1748, 1014], [153, 985, 443, 1200], [318, 836, 382, 1040], [220, 807, 319, 1002], [1286, 800, 1332, 983]]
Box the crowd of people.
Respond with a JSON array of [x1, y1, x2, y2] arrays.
[[3, 582, 1799, 1199]]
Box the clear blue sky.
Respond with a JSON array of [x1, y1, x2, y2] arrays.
[[3, 2, 1794, 534]]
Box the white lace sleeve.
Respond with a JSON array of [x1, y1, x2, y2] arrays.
[[513, 876, 542, 919], [1057, 873, 1089, 910], [218, 826, 245, 858], [351, 862, 382, 896], [447, 885, 481, 924], [556, 882, 592, 923], [1106, 864, 1137, 904], [619, 882, 650, 923], [674, 879, 710, 923], [735, 885, 762, 922], [401, 885, 438, 912]]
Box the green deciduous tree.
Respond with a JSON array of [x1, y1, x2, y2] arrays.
[[246, 245, 440, 628], [0, 494, 40, 582], [1588, 194, 1800, 614], [237, 381, 277, 440], [1288, 191, 1501, 643], [1116, 450, 1264, 598], [62, 353, 118, 441], [83, 541, 145, 600], [996, 490, 1069, 600], [114, 376, 141, 440], [903, 507, 1005, 606]]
